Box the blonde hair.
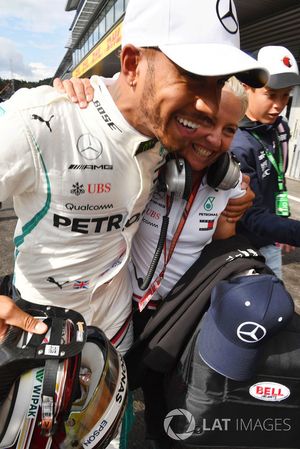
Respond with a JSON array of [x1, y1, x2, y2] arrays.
[[225, 76, 248, 117]]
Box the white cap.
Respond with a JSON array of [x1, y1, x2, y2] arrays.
[[257, 46, 300, 89], [121, 0, 269, 88]]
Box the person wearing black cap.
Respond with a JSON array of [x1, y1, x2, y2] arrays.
[[231, 45, 300, 279]]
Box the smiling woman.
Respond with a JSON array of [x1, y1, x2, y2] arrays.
[[177, 76, 248, 175]]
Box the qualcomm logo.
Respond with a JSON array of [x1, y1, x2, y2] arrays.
[[164, 408, 195, 441]]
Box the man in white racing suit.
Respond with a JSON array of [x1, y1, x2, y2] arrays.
[[0, 76, 164, 351]]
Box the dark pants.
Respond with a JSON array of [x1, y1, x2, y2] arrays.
[[132, 304, 172, 448]]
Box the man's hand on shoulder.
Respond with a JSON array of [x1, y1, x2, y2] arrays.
[[53, 77, 94, 109], [221, 174, 255, 223]]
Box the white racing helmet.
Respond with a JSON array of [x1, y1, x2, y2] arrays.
[[0, 301, 127, 449]]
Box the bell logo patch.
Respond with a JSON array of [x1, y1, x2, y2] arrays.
[[249, 382, 290, 402]]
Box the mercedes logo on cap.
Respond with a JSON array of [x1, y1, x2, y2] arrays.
[[237, 322, 267, 343], [77, 134, 103, 160], [216, 0, 239, 34]]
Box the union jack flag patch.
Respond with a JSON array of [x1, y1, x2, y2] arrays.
[[73, 280, 89, 289]]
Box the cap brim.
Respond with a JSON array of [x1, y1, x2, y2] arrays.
[[159, 43, 269, 88], [267, 72, 300, 89], [197, 311, 261, 381]]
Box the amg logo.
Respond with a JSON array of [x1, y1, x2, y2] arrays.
[[68, 164, 113, 170]]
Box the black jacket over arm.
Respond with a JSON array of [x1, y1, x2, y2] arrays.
[[125, 235, 270, 389]]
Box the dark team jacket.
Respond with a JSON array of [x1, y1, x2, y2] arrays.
[[125, 235, 269, 389], [231, 115, 300, 248]]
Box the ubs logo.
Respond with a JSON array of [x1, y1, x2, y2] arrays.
[[70, 183, 111, 195]]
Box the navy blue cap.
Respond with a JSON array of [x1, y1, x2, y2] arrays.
[[198, 274, 294, 381]]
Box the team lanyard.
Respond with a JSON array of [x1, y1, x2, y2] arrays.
[[251, 130, 285, 191], [138, 179, 201, 312], [251, 129, 290, 216]]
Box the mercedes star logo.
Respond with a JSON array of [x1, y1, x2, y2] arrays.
[[77, 134, 103, 160], [216, 0, 239, 34], [237, 321, 267, 343]]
